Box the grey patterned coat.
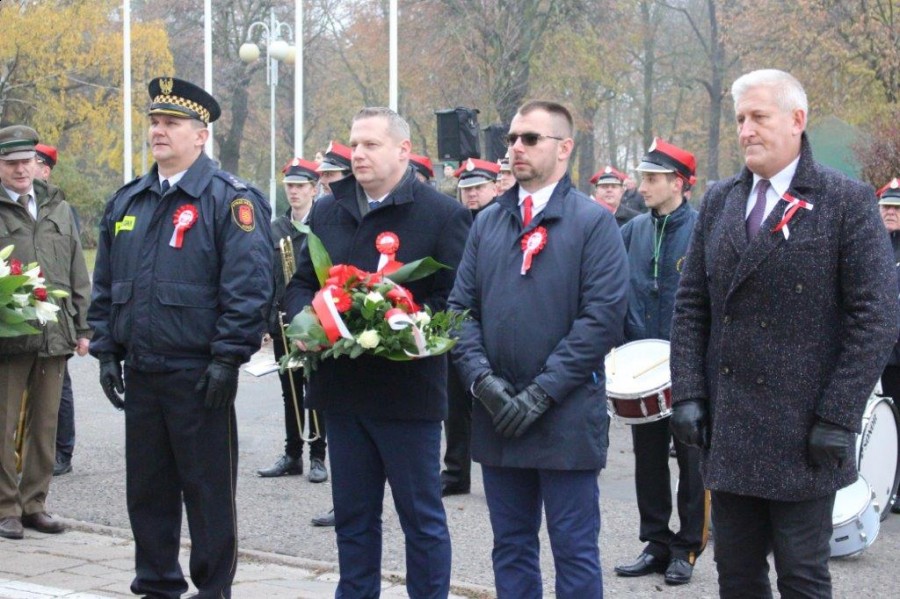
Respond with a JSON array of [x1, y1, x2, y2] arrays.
[[670, 135, 899, 501]]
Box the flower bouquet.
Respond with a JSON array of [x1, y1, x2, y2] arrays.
[[0, 245, 68, 337], [282, 226, 466, 374]]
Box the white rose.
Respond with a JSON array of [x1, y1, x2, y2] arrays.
[[357, 329, 380, 349], [365, 291, 384, 304], [414, 311, 431, 326]]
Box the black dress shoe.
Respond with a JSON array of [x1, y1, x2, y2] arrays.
[[308, 458, 328, 483], [614, 552, 668, 577], [0, 516, 23, 539], [257, 454, 303, 477], [21, 511, 65, 534], [664, 557, 694, 585], [441, 482, 470, 497], [53, 456, 72, 476], [311, 508, 335, 527]]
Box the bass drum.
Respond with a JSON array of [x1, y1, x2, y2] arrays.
[[857, 395, 900, 521]]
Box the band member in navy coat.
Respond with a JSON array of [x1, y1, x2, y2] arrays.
[[449, 100, 629, 599], [284, 107, 470, 599], [670, 69, 898, 597]]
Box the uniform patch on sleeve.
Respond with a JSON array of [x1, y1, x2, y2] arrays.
[[231, 198, 255, 232]]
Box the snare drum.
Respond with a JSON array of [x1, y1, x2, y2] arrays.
[[605, 339, 671, 425], [830, 476, 880, 558], [857, 394, 900, 520]]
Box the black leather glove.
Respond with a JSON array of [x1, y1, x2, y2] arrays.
[[670, 399, 710, 449], [195, 356, 241, 409], [493, 383, 552, 439], [808, 419, 855, 469], [98, 353, 125, 410], [472, 372, 516, 417]]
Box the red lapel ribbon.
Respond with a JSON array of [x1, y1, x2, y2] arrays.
[[772, 192, 813, 239], [376, 231, 402, 274], [520, 226, 548, 275], [170, 204, 199, 248]]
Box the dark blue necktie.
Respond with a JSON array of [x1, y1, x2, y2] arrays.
[[161, 180, 170, 195], [368, 200, 379, 212], [746, 179, 770, 239]]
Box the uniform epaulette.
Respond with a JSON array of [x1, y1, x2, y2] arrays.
[[215, 170, 248, 191]]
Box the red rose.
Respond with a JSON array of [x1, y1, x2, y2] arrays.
[[10, 259, 22, 275], [33, 287, 48, 301]]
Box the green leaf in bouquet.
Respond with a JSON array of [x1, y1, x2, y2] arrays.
[[0, 274, 30, 295], [349, 344, 365, 359], [0, 318, 40, 337], [386, 257, 450, 284], [0, 305, 28, 324], [293, 222, 333, 288]]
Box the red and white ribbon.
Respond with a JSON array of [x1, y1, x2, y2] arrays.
[[376, 231, 401, 273], [520, 226, 548, 275], [312, 285, 353, 344], [385, 307, 429, 357], [170, 204, 198, 248], [772, 192, 814, 240]]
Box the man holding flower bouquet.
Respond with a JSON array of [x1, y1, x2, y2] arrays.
[[0, 125, 92, 539], [449, 101, 629, 598], [284, 107, 470, 598]]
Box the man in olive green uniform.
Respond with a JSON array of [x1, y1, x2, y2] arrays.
[[0, 125, 92, 539]]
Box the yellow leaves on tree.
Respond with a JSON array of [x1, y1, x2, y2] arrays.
[[0, 0, 173, 172]]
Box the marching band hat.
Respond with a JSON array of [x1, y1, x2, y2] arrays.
[[0, 125, 38, 161], [409, 153, 435, 180], [148, 76, 221, 124], [636, 138, 696, 186], [35, 144, 58, 168], [590, 165, 626, 186], [282, 158, 320, 183], [878, 178, 900, 206], [455, 158, 501, 188], [316, 140, 352, 173]]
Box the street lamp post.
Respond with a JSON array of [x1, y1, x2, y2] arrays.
[[240, 9, 295, 219]]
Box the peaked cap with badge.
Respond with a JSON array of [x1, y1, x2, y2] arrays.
[[877, 178, 900, 206], [590, 165, 626, 186], [148, 77, 221, 124], [282, 158, 320, 184], [317, 141, 352, 173], [454, 158, 501, 189], [35, 144, 58, 169], [0, 125, 39, 161]]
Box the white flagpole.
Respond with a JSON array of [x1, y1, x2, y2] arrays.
[[295, 0, 303, 157], [389, 0, 397, 111], [204, 0, 214, 158], [123, 0, 132, 182]]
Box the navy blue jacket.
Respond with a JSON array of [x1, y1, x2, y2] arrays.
[[283, 168, 471, 421], [449, 175, 629, 470], [88, 154, 273, 371], [621, 200, 698, 342]]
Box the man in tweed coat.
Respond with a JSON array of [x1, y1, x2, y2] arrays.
[[670, 69, 899, 597]]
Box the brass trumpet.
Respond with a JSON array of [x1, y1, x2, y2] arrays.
[[279, 236, 320, 443]]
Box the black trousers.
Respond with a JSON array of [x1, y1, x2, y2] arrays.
[[631, 417, 706, 562], [55, 363, 75, 460], [124, 366, 238, 599], [273, 339, 326, 460], [441, 360, 471, 488], [881, 364, 900, 405], [711, 490, 835, 598]]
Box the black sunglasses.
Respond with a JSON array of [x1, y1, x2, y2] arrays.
[[505, 132, 564, 147]]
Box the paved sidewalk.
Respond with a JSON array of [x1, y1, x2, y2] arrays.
[[0, 520, 490, 599]]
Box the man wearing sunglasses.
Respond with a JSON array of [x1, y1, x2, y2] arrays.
[[449, 100, 628, 599]]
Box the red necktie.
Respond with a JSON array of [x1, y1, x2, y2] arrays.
[[523, 195, 533, 227]]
